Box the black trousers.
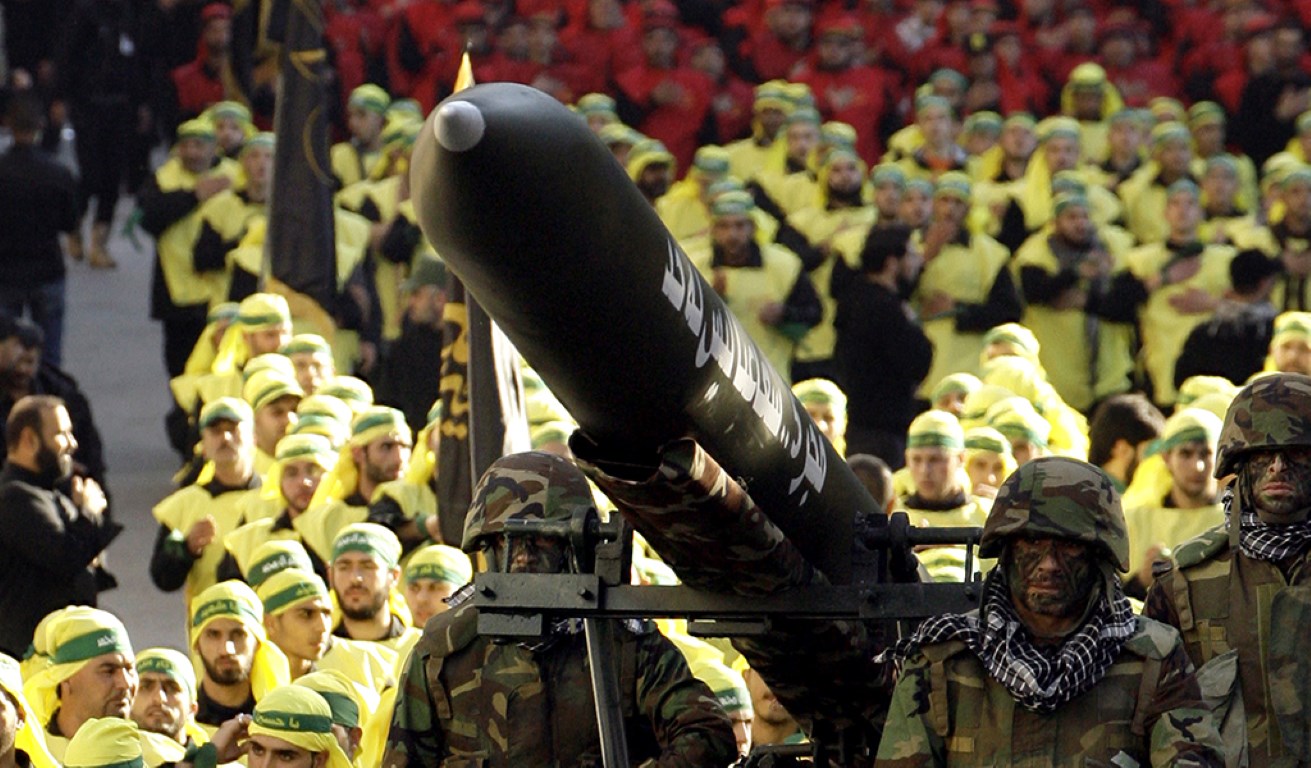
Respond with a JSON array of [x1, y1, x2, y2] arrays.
[[72, 99, 134, 224]]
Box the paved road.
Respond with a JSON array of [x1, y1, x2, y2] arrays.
[[64, 199, 189, 651]]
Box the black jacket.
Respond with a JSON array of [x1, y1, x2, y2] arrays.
[[0, 144, 79, 286], [834, 275, 933, 433], [0, 463, 122, 656]]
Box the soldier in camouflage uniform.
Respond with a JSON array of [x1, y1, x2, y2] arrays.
[[876, 457, 1224, 767], [1145, 372, 1311, 767], [382, 451, 737, 768]]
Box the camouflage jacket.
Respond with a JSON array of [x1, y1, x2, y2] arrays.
[[1145, 524, 1311, 767], [382, 599, 737, 768], [576, 437, 894, 762], [875, 615, 1225, 768]]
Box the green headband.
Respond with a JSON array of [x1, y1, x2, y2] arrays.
[[404, 562, 467, 586], [69, 758, 144, 768], [191, 597, 261, 629], [332, 530, 399, 568], [249, 551, 312, 587], [907, 432, 964, 450], [965, 432, 1009, 454], [1152, 427, 1212, 457], [312, 691, 359, 728], [253, 709, 334, 734], [53, 628, 131, 665], [262, 580, 327, 615]]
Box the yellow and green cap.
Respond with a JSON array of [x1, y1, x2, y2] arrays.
[[257, 568, 330, 617], [1188, 101, 1225, 128], [331, 522, 401, 569], [907, 409, 965, 450], [404, 543, 473, 586], [348, 84, 390, 115], [349, 405, 410, 448], [1149, 407, 1223, 458], [190, 580, 264, 640], [237, 292, 291, 329], [710, 190, 756, 218], [135, 648, 197, 702], [692, 145, 731, 178], [931, 372, 982, 404], [63, 717, 143, 768], [199, 396, 253, 429], [176, 118, 215, 143], [243, 370, 304, 413], [318, 376, 374, 413], [282, 333, 332, 357], [933, 171, 972, 201], [246, 539, 316, 588], [249, 687, 352, 768]]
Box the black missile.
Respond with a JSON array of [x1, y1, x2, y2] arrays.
[[410, 83, 875, 583]]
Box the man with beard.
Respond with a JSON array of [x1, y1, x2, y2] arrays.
[[791, 148, 876, 383], [187, 581, 289, 735], [741, 664, 802, 747], [295, 407, 411, 566], [328, 523, 418, 652], [22, 607, 136, 762], [384, 452, 736, 767], [130, 648, 209, 763], [687, 191, 821, 385], [0, 316, 108, 489], [1146, 373, 1311, 765], [257, 569, 395, 694], [1013, 192, 1135, 413], [0, 396, 119, 657], [627, 139, 676, 207], [150, 398, 260, 617], [1087, 394, 1165, 494], [833, 225, 931, 467], [877, 457, 1223, 766]]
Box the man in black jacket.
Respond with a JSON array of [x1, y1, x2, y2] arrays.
[[0, 94, 79, 367], [833, 224, 933, 468], [0, 395, 120, 657], [0, 315, 108, 491]]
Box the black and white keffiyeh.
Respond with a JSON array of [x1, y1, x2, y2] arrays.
[[879, 569, 1137, 714], [1225, 487, 1311, 563]]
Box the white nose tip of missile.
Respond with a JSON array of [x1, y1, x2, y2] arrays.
[[434, 100, 485, 153]]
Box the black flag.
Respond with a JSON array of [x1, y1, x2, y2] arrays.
[[265, 0, 336, 309]]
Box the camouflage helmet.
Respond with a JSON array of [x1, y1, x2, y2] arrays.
[[461, 451, 595, 553], [1215, 373, 1311, 477], [979, 456, 1130, 572]]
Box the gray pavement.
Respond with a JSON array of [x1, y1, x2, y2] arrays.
[[64, 199, 189, 651]]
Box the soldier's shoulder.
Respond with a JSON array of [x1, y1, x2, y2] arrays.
[[1168, 525, 1232, 571], [415, 600, 481, 660], [1121, 615, 1184, 661]]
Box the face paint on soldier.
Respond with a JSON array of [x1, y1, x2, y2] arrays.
[[1244, 446, 1311, 524], [131, 672, 191, 742], [247, 734, 327, 768], [483, 533, 569, 574], [265, 598, 333, 667], [1006, 537, 1097, 638], [196, 618, 256, 686]]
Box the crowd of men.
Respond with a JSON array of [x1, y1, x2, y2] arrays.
[[8, 0, 1311, 765]]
